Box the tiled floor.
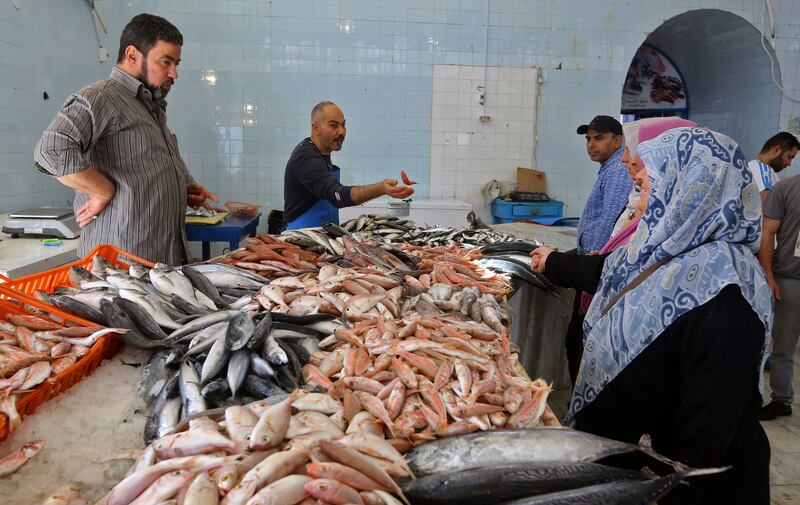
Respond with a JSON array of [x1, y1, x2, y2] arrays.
[[764, 346, 800, 504]]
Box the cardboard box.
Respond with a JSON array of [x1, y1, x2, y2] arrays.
[[517, 167, 547, 194]]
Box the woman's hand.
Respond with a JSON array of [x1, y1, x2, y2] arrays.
[[530, 247, 553, 273]]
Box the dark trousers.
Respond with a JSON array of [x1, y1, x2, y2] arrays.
[[564, 289, 585, 386], [574, 286, 770, 504]]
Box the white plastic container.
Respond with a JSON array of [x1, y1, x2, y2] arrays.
[[387, 200, 410, 217], [408, 199, 473, 228], [339, 198, 473, 228]]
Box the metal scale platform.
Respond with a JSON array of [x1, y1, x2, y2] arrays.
[[2, 207, 81, 239]]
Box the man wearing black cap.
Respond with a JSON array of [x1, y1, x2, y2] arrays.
[[575, 115, 631, 254], [561, 115, 631, 386]]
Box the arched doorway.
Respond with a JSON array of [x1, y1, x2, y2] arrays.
[[620, 9, 781, 158]]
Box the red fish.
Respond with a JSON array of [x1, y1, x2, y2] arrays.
[[400, 171, 417, 185]]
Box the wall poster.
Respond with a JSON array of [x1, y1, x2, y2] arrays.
[[622, 44, 687, 111]]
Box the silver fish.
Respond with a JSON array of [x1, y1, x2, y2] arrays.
[[150, 264, 217, 310], [226, 312, 255, 351], [129, 264, 150, 279], [406, 429, 642, 478], [226, 350, 250, 398], [157, 396, 182, 439], [180, 360, 207, 416], [168, 310, 239, 341], [498, 467, 727, 505], [402, 463, 645, 505], [250, 353, 276, 379], [181, 263, 267, 290], [263, 334, 288, 366], [186, 322, 229, 356], [200, 336, 231, 384], [118, 289, 181, 330]]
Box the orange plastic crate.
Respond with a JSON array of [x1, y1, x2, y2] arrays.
[[0, 245, 154, 440], [0, 244, 155, 313], [0, 295, 121, 441]]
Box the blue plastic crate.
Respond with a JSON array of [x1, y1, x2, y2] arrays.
[[492, 198, 564, 224]]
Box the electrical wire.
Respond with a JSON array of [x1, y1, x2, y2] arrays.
[[482, 0, 490, 117], [759, 0, 800, 103]]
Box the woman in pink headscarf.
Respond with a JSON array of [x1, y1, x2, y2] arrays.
[[611, 117, 697, 252], [577, 117, 698, 313]]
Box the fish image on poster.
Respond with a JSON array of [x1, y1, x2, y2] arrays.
[[622, 44, 687, 111]]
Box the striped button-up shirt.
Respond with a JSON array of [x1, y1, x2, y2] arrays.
[[34, 67, 193, 265]]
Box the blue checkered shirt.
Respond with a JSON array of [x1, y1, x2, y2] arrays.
[[577, 147, 632, 253]]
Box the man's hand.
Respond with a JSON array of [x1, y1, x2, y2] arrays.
[[56, 166, 115, 227], [530, 246, 553, 273], [767, 275, 782, 302], [382, 178, 414, 199], [76, 192, 113, 228], [187, 182, 219, 210]]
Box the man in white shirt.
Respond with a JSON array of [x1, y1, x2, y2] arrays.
[[747, 132, 799, 199]]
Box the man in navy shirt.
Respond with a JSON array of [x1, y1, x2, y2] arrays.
[[283, 101, 414, 230]]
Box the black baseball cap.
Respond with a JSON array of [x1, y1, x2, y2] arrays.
[[577, 115, 623, 135]]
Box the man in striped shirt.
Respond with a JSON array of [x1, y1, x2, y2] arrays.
[[33, 14, 216, 265]]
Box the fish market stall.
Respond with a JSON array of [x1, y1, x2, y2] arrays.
[[490, 221, 578, 418], [0, 215, 704, 504]]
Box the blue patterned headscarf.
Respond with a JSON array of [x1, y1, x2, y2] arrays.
[[568, 127, 773, 421]]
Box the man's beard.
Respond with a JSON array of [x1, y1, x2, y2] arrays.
[[139, 59, 173, 100], [768, 153, 786, 172]]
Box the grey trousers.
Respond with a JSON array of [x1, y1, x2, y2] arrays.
[[770, 276, 800, 404]]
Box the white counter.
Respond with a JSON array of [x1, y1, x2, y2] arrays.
[[0, 213, 79, 279], [491, 222, 577, 251]]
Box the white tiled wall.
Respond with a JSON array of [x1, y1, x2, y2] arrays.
[[430, 65, 538, 222], [1, 0, 799, 224], [0, 1, 118, 214]]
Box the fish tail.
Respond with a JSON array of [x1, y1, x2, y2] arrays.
[[679, 466, 731, 478]]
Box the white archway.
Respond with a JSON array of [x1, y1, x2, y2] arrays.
[[622, 9, 782, 158]]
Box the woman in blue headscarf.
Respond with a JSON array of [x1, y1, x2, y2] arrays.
[[531, 125, 772, 504]]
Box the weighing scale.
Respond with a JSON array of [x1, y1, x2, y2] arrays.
[[2, 207, 81, 239]]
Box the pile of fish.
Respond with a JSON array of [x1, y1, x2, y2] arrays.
[[403, 244, 514, 296], [302, 313, 556, 443], [396, 226, 520, 248], [99, 391, 411, 505], [340, 215, 417, 239], [334, 214, 524, 248], [139, 311, 343, 444], [98, 400, 724, 505], [250, 266, 408, 320], [218, 235, 323, 277], [246, 264, 514, 335], [403, 429, 726, 504], [279, 220, 553, 296], [0, 312, 117, 433], [15, 255, 342, 437], [27, 257, 269, 347]]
